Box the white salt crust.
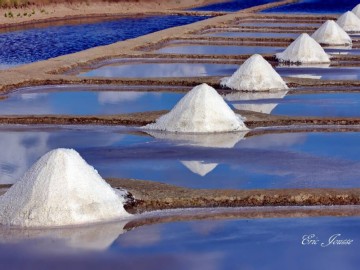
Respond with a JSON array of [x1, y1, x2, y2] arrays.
[[276, 33, 331, 64], [143, 83, 248, 133], [221, 54, 288, 91], [337, 11, 360, 32], [352, 4, 360, 18], [312, 20, 352, 45], [0, 148, 131, 227]]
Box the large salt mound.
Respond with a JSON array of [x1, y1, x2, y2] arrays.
[[353, 4, 360, 17], [0, 148, 131, 227], [220, 54, 288, 91], [312, 20, 352, 45], [337, 11, 360, 32], [276, 33, 330, 64], [143, 83, 248, 133]]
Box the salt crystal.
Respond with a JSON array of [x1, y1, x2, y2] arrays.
[[0, 148, 130, 227], [221, 54, 288, 91], [337, 11, 360, 32], [276, 33, 330, 64], [143, 83, 248, 133], [312, 20, 352, 45]]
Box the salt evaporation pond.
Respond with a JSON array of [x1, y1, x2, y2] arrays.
[[204, 31, 300, 38], [0, 215, 358, 269], [238, 22, 321, 27], [2, 126, 360, 190], [0, 87, 184, 115], [232, 92, 360, 117], [0, 15, 209, 66], [191, 0, 277, 12], [263, 0, 360, 14], [79, 62, 239, 78], [278, 67, 360, 80], [156, 44, 284, 55]]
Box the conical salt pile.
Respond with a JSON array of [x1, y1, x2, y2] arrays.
[[312, 20, 352, 45], [220, 54, 288, 91], [276, 33, 330, 64], [352, 4, 360, 17], [143, 83, 248, 133], [336, 11, 360, 32], [0, 148, 131, 227]]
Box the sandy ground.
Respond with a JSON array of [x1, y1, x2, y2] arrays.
[[0, 0, 226, 27]]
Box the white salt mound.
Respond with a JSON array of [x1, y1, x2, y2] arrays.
[[0, 148, 131, 227], [143, 83, 248, 133], [276, 33, 330, 64], [311, 20, 352, 45], [336, 11, 360, 32], [352, 4, 360, 17], [220, 54, 288, 91]]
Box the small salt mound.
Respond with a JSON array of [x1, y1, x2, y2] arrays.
[[276, 33, 330, 64], [143, 83, 248, 133], [336, 11, 360, 32], [352, 4, 360, 17], [0, 148, 131, 227], [311, 20, 352, 45], [220, 54, 288, 91]]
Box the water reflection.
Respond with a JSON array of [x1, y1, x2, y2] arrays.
[[0, 214, 359, 270], [1, 126, 360, 189], [0, 89, 184, 115], [277, 66, 360, 80], [146, 131, 248, 176], [205, 31, 300, 38], [157, 45, 284, 55], [80, 63, 238, 78], [225, 90, 288, 114], [0, 220, 129, 251]]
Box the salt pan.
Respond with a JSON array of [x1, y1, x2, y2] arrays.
[[0, 148, 131, 227], [220, 54, 288, 91], [276, 33, 330, 64], [312, 20, 352, 45], [336, 11, 360, 32], [143, 83, 248, 133]]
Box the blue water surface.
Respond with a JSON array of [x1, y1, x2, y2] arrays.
[[192, 0, 278, 12], [0, 215, 359, 270], [0, 15, 209, 66], [1, 125, 357, 190], [263, 0, 359, 14]]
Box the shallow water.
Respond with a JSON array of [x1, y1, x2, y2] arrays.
[[0, 15, 209, 66], [277, 67, 360, 80], [191, 0, 277, 12], [204, 31, 300, 38], [263, 0, 359, 14], [0, 87, 184, 115], [1, 126, 360, 190], [0, 215, 358, 270], [230, 92, 360, 117], [79, 62, 239, 78], [156, 44, 284, 55], [238, 22, 321, 27]]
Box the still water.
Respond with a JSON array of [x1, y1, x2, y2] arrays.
[[0, 126, 359, 190], [0, 214, 358, 270]]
